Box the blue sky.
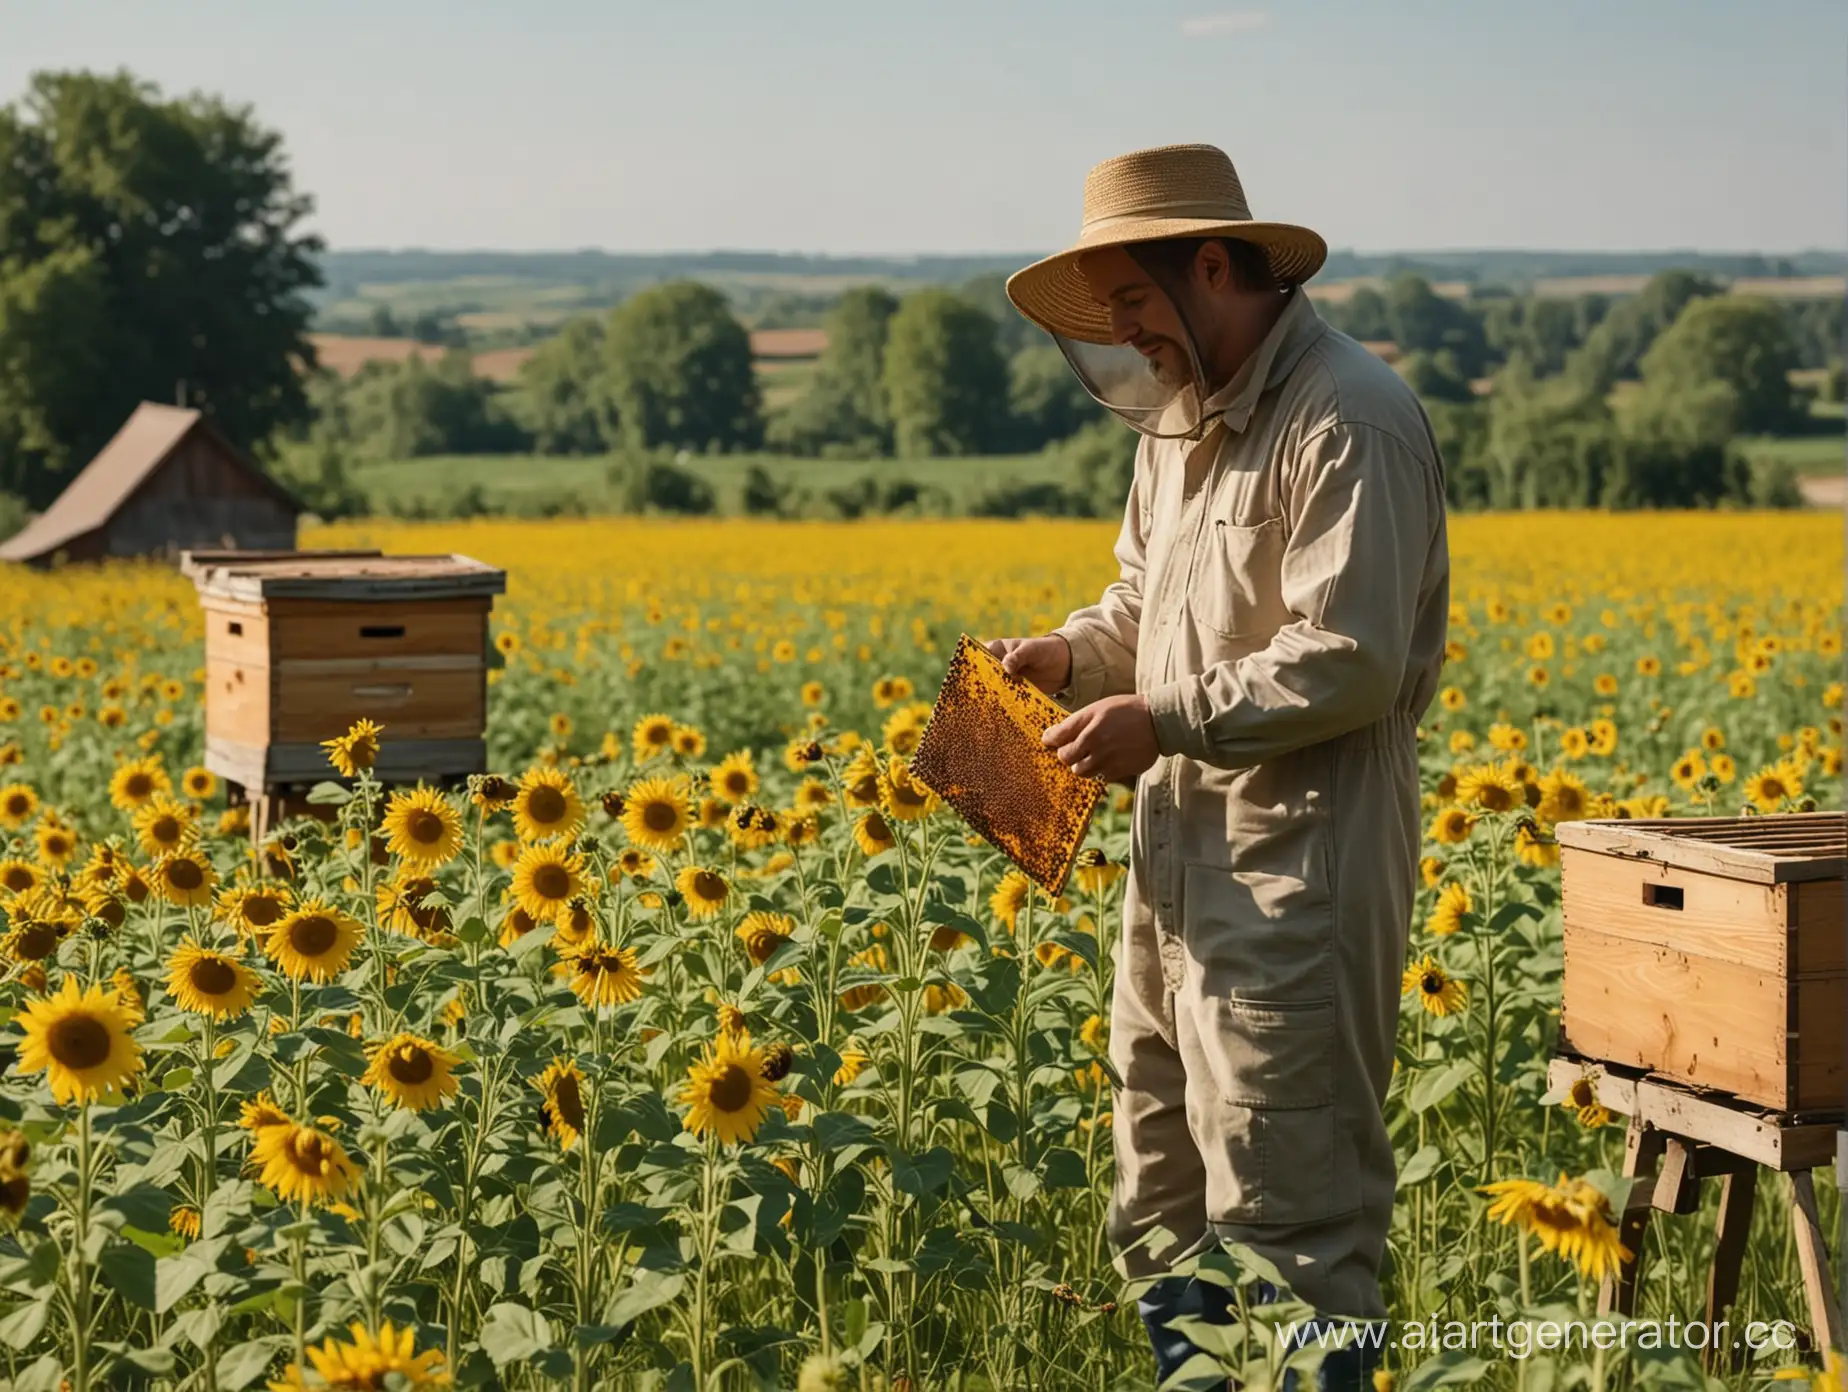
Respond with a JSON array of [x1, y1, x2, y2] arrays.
[[4, 0, 1843, 254]]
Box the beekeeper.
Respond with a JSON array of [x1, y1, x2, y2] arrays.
[[988, 143, 1450, 1389]]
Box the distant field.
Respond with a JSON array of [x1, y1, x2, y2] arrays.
[[350, 450, 1069, 515], [308, 331, 822, 385], [1738, 433, 1844, 477]]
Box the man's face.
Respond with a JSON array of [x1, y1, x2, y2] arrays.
[[1077, 246, 1192, 389]]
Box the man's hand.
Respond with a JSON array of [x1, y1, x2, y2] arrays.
[[984, 635, 1072, 696], [1042, 694, 1160, 785]]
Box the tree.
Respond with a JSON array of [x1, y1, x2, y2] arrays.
[[1399, 350, 1475, 405], [1638, 295, 1803, 436], [1482, 361, 1615, 508], [512, 315, 610, 454], [769, 287, 898, 456], [0, 69, 322, 507], [1333, 285, 1393, 342], [1567, 270, 1723, 391], [881, 290, 1009, 457], [604, 281, 761, 452], [313, 354, 528, 461], [1007, 344, 1101, 449], [1607, 376, 1751, 508], [1383, 275, 1489, 377], [958, 272, 1042, 358]]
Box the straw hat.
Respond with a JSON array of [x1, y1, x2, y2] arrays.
[[1006, 143, 1327, 345]]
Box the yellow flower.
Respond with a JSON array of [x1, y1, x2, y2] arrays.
[[621, 776, 691, 852], [536, 1059, 588, 1150], [1745, 762, 1802, 812], [270, 1321, 451, 1392], [1072, 849, 1126, 895], [1455, 760, 1522, 814], [853, 810, 897, 858], [1535, 769, 1590, 824], [265, 901, 364, 982], [1515, 822, 1559, 868], [362, 1033, 461, 1111], [251, 1121, 360, 1207], [109, 756, 171, 811], [0, 782, 38, 829], [15, 976, 144, 1104], [736, 911, 795, 966], [153, 850, 217, 908], [165, 939, 261, 1019], [631, 712, 676, 763], [511, 842, 586, 924], [680, 1030, 780, 1145], [376, 873, 452, 941], [671, 723, 707, 758], [989, 870, 1033, 933], [880, 757, 939, 823], [216, 883, 293, 938], [181, 766, 216, 800], [675, 865, 730, 919], [322, 718, 383, 777], [710, 750, 759, 804], [1429, 807, 1475, 845], [562, 940, 648, 1008], [32, 819, 77, 867], [1426, 882, 1470, 936], [380, 787, 464, 866], [512, 766, 586, 843], [133, 795, 198, 856], [1403, 957, 1467, 1017], [1079, 1014, 1108, 1051], [833, 1045, 869, 1086]]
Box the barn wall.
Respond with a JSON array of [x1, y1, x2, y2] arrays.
[[105, 434, 298, 559]]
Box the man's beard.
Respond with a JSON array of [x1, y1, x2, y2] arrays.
[[1143, 345, 1190, 391]]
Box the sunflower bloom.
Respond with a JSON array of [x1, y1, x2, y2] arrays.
[[322, 719, 383, 777], [15, 977, 144, 1104], [675, 865, 730, 919], [1426, 882, 1470, 937], [0, 782, 39, 829], [165, 939, 262, 1019], [631, 713, 676, 763], [268, 1321, 452, 1392], [362, 1033, 461, 1111], [380, 787, 464, 866], [621, 776, 691, 852], [512, 766, 586, 843], [251, 1121, 360, 1207], [266, 901, 364, 982], [680, 1030, 780, 1146], [510, 842, 586, 924], [535, 1059, 588, 1149], [153, 850, 216, 908], [852, 810, 897, 858], [109, 757, 170, 811], [880, 757, 939, 823], [133, 796, 198, 856], [1403, 956, 1467, 1017], [562, 941, 648, 1008]]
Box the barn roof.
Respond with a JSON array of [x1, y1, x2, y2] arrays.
[[0, 403, 301, 564]]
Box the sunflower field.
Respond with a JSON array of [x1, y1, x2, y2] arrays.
[[0, 511, 1839, 1392]]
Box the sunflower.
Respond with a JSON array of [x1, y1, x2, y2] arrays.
[[853, 810, 897, 858], [0, 859, 40, 897], [216, 883, 293, 938], [881, 703, 931, 757], [833, 1045, 869, 1086], [679, 1030, 780, 1145], [1515, 822, 1559, 869], [562, 941, 648, 1008], [617, 847, 657, 878], [1426, 882, 1471, 936], [322, 718, 383, 778], [0, 782, 39, 829], [0, 1130, 29, 1223], [622, 776, 691, 852], [1536, 770, 1591, 824], [31, 820, 77, 868], [1745, 763, 1802, 813], [1450, 729, 1477, 755], [990, 870, 1034, 933], [1669, 750, 1706, 792], [511, 843, 585, 924], [1438, 686, 1466, 712], [2, 906, 65, 964], [470, 774, 515, 813], [709, 751, 758, 805], [1403, 956, 1467, 1017], [548, 712, 574, 740], [362, 1033, 461, 1111], [266, 901, 364, 982], [133, 796, 198, 856], [536, 1059, 588, 1149], [180, 766, 217, 800], [109, 757, 171, 811], [269, 1321, 452, 1392], [512, 766, 585, 843], [671, 723, 707, 759], [251, 1121, 360, 1206], [15, 976, 143, 1103], [632, 713, 676, 763], [881, 758, 939, 823], [841, 745, 883, 808], [153, 850, 217, 908], [376, 874, 451, 940], [380, 787, 464, 866], [1588, 718, 1618, 755], [1454, 761, 1522, 814], [736, 911, 795, 966], [675, 865, 730, 919], [1557, 726, 1590, 760], [1072, 849, 1126, 895], [794, 776, 832, 813], [553, 897, 597, 953], [165, 939, 262, 1019]]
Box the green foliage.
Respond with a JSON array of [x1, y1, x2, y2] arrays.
[[1399, 350, 1476, 405], [314, 354, 529, 460], [510, 315, 609, 454], [1483, 364, 1621, 508], [768, 288, 898, 456], [957, 272, 1042, 359], [1638, 295, 1804, 436], [606, 448, 718, 515], [881, 290, 1009, 457], [1328, 285, 1392, 342], [1424, 400, 1492, 508], [0, 69, 322, 506], [1053, 417, 1139, 520], [1567, 270, 1724, 391], [603, 281, 761, 452], [266, 437, 367, 520], [1005, 345, 1101, 450], [1384, 275, 1490, 377], [0, 489, 28, 542], [1827, 358, 1846, 404]]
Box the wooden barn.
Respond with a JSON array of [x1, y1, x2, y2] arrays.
[[0, 403, 301, 567]]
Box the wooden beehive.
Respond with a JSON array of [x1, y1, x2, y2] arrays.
[[184, 550, 507, 792], [1557, 813, 1845, 1115]]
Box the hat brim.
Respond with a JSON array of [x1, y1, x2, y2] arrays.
[[1006, 218, 1327, 344]]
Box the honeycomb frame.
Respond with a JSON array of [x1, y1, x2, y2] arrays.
[[909, 633, 1105, 895]]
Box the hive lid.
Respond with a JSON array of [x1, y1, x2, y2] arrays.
[[184, 551, 506, 602], [1554, 812, 1846, 884], [909, 633, 1105, 895]]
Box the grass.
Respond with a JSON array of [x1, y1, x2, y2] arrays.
[[1738, 433, 1843, 477], [349, 450, 1070, 516]]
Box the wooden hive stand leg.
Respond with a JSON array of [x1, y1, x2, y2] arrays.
[[1702, 1165, 1757, 1374], [1600, 1116, 1667, 1318], [1788, 1169, 1844, 1356]]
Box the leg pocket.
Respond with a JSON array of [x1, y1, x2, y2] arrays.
[[1185, 996, 1358, 1226]]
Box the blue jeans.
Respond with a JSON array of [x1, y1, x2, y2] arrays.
[[1137, 1275, 1382, 1390]]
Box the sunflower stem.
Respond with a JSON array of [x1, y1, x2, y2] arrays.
[[70, 1103, 93, 1392]]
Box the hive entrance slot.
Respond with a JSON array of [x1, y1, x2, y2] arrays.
[[1642, 882, 1684, 911], [359, 624, 407, 639], [227, 621, 242, 636]]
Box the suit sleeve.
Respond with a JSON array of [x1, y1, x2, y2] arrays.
[[1052, 435, 1150, 708], [1143, 421, 1439, 766]]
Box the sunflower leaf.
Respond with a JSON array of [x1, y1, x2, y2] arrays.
[[97, 1242, 157, 1309], [98, 1183, 173, 1232], [1408, 1060, 1475, 1115]]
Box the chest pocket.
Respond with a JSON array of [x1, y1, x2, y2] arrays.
[[1190, 514, 1293, 642]]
